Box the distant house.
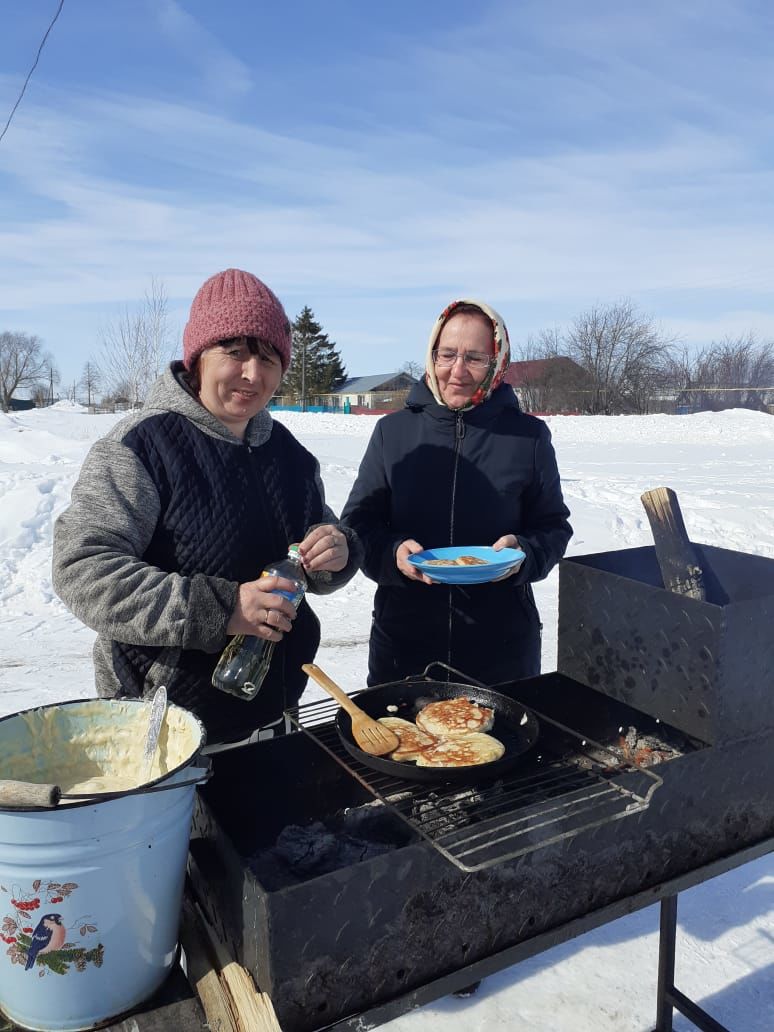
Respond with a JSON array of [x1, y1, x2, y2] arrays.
[[331, 372, 416, 413], [8, 397, 35, 411], [504, 357, 590, 414], [7, 388, 35, 412]]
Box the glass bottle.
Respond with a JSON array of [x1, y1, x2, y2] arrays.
[[211, 544, 307, 701]]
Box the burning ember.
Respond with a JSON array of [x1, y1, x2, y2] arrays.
[[578, 724, 686, 772]]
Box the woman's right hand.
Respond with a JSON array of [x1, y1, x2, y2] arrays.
[[396, 539, 436, 585], [226, 575, 298, 641]]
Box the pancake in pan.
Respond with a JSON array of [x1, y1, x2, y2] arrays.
[[415, 698, 495, 738], [415, 732, 505, 767], [378, 717, 437, 761]]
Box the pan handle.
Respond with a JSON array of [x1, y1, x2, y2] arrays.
[[416, 662, 487, 689]]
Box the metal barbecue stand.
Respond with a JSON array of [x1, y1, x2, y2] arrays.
[[285, 667, 663, 873], [282, 662, 749, 1032], [303, 837, 774, 1032], [181, 544, 774, 1032]]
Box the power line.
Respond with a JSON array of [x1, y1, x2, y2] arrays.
[[0, 0, 65, 146]]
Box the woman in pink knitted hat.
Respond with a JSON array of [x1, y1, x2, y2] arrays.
[[53, 269, 362, 745]]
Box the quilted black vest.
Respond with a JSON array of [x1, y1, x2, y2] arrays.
[[113, 412, 323, 742]]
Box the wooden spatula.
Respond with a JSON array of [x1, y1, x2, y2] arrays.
[[302, 663, 400, 756]]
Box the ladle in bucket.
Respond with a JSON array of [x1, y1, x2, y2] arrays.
[[141, 685, 167, 782]]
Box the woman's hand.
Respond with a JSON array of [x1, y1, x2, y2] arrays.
[[226, 575, 298, 641], [396, 539, 436, 584], [491, 534, 524, 581], [492, 534, 520, 552], [298, 524, 349, 573]]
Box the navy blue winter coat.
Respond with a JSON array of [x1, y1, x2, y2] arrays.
[[341, 380, 572, 688]]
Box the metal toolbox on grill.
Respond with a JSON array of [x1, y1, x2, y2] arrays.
[[557, 543, 774, 743]]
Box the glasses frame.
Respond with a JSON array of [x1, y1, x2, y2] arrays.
[[432, 348, 494, 371]]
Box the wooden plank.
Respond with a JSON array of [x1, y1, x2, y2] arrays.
[[641, 487, 706, 600], [191, 898, 283, 1032], [179, 897, 240, 1032]]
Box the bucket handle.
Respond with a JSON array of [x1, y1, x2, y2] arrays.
[[0, 760, 212, 810]]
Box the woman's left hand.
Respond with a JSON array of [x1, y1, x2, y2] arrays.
[[490, 534, 523, 581], [492, 534, 520, 552], [298, 525, 350, 573]]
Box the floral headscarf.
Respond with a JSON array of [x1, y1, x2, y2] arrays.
[[424, 299, 511, 411]]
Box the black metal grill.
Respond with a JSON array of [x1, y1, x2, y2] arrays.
[[189, 541, 774, 1032], [285, 694, 663, 871]]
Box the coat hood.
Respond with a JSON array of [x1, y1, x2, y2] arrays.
[[142, 362, 274, 447]]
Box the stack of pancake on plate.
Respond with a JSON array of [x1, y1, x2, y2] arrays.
[[379, 697, 505, 767], [423, 555, 488, 567]]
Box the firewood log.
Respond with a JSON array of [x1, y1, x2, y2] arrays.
[[641, 486, 706, 600], [179, 897, 239, 1032], [186, 893, 282, 1032]]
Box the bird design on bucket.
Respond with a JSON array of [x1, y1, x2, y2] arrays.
[[1, 880, 103, 974], [25, 914, 65, 970]]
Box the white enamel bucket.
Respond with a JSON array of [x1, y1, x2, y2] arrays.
[[0, 698, 208, 1031]]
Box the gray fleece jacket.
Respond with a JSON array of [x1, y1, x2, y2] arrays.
[[52, 364, 361, 741]]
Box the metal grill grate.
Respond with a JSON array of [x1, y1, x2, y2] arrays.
[[284, 696, 664, 871]]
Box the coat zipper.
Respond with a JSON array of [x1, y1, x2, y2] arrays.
[[445, 413, 466, 676]]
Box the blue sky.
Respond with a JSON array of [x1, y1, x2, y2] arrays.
[[2, 0, 774, 388]]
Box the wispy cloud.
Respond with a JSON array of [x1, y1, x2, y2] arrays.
[[152, 0, 252, 97], [1, 1, 774, 377]]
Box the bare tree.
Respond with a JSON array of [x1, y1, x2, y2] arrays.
[[142, 278, 172, 387], [0, 331, 59, 412], [97, 279, 173, 406], [509, 330, 590, 414], [79, 361, 102, 407], [673, 334, 774, 411], [511, 329, 563, 363], [31, 384, 51, 406], [564, 299, 675, 414], [509, 336, 548, 412], [400, 360, 424, 380]]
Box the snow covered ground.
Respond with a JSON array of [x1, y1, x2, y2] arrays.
[[1, 402, 773, 1031]]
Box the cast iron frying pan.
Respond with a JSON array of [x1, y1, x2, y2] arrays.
[[334, 677, 539, 784]]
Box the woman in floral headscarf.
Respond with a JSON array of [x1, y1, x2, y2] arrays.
[[342, 298, 572, 688]]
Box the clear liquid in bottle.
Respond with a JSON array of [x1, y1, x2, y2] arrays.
[[212, 544, 306, 701]]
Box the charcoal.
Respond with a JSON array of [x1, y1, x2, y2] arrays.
[[247, 805, 406, 886]]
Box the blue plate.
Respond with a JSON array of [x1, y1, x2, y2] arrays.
[[407, 545, 526, 584]]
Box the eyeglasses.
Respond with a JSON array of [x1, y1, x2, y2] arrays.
[[432, 348, 493, 371]]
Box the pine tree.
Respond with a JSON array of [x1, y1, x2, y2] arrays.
[[286, 307, 347, 405]]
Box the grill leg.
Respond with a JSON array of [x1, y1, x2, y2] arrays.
[[653, 894, 731, 1032], [654, 894, 678, 1032]]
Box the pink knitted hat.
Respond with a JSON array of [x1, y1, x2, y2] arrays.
[[182, 268, 292, 372]]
